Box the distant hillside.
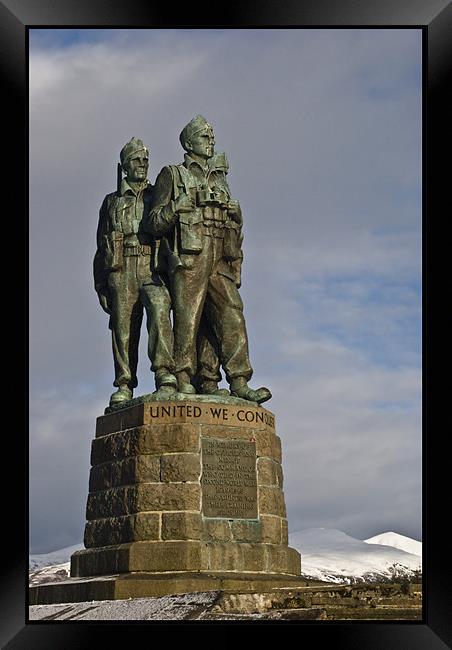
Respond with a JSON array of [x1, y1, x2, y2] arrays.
[[289, 528, 422, 584]]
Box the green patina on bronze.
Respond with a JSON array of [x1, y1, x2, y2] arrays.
[[94, 119, 271, 408]]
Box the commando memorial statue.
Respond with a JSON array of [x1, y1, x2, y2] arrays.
[[94, 120, 271, 408], [30, 117, 302, 606]]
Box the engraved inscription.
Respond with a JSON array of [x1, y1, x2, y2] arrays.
[[202, 437, 257, 518], [145, 404, 275, 428]]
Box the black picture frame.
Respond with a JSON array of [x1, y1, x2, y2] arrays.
[[3, 0, 450, 646]]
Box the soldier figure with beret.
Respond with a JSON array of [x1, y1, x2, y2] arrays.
[[94, 138, 177, 406], [147, 116, 271, 404]]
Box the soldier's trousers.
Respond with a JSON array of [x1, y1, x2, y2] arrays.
[[195, 315, 222, 384], [107, 254, 174, 389], [171, 236, 253, 383]]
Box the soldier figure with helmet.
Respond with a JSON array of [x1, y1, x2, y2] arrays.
[[94, 137, 177, 406], [147, 116, 271, 404]]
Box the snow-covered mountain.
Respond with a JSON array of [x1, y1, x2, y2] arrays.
[[289, 528, 422, 584], [364, 531, 422, 557], [29, 543, 83, 570]]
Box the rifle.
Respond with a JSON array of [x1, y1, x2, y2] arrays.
[[117, 163, 122, 195]]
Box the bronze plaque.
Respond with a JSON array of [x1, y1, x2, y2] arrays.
[[201, 437, 257, 518]]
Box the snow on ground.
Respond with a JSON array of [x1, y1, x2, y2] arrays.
[[364, 531, 422, 557], [29, 592, 221, 621], [289, 528, 422, 584]]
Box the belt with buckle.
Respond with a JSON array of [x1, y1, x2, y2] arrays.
[[123, 244, 152, 256]]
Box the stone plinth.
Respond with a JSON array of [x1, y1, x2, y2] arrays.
[[30, 397, 302, 604], [73, 398, 299, 577]]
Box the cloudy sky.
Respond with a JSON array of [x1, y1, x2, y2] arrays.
[[29, 28, 422, 554]]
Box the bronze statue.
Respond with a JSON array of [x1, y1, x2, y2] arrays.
[[147, 116, 271, 404], [93, 138, 177, 406]]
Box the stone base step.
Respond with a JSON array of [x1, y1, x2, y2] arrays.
[[29, 571, 310, 605]]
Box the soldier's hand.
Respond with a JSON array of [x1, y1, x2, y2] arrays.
[[175, 193, 195, 213], [98, 293, 111, 315]]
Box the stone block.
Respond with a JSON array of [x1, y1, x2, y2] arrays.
[[86, 485, 138, 520], [286, 546, 302, 575], [95, 403, 146, 437], [264, 545, 301, 575], [242, 544, 267, 571], [230, 519, 261, 543], [257, 457, 283, 487], [84, 513, 160, 547], [71, 545, 131, 576], [255, 431, 282, 462], [137, 483, 200, 513], [265, 545, 288, 574], [281, 519, 289, 545], [91, 424, 200, 465], [160, 453, 201, 482], [273, 435, 282, 463], [203, 518, 232, 542], [203, 542, 244, 571], [72, 541, 202, 576], [129, 541, 201, 572], [161, 512, 203, 540], [258, 486, 286, 517], [89, 455, 161, 491], [260, 515, 282, 544], [86, 483, 200, 519]]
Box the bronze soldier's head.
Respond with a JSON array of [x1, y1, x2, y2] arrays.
[[120, 137, 149, 183], [179, 115, 215, 160]]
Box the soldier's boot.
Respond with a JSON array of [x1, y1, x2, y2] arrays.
[[176, 371, 197, 395], [110, 384, 133, 406], [199, 379, 230, 397], [230, 377, 272, 404], [154, 368, 177, 397]]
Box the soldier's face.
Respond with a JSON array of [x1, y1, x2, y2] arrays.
[[189, 129, 215, 159], [123, 154, 149, 182]]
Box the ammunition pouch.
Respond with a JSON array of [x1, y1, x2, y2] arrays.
[[179, 210, 204, 254], [104, 231, 124, 270]]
